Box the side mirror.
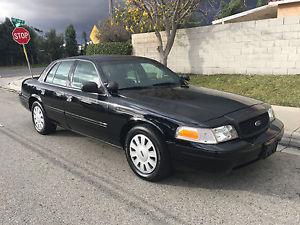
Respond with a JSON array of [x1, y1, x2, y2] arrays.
[[106, 81, 119, 96], [179, 74, 190, 87], [180, 74, 190, 81], [81, 82, 99, 93]]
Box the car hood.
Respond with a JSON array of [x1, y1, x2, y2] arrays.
[[119, 86, 262, 124]]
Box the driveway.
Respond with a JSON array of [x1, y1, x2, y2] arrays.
[[0, 89, 299, 225]]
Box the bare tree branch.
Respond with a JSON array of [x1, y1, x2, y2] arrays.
[[130, 0, 202, 65]]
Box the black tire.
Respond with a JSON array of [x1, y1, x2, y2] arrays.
[[31, 101, 56, 135], [125, 124, 171, 181]]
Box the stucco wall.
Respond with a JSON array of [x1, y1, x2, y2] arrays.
[[278, 3, 300, 17], [132, 17, 300, 75]]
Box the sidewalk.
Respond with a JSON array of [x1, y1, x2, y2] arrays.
[[0, 75, 27, 92], [0, 75, 299, 149], [272, 105, 300, 148]]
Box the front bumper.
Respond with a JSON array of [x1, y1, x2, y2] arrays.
[[168, 119, 284, 172]]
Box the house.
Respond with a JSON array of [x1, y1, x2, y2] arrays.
[[212, 0, 300, 25]]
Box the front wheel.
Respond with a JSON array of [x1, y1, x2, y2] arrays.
[[31, 101, 56, 135], [125, 125, 171, 181]]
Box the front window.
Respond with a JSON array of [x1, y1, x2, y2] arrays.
[[100, 60, 180, 89], [71, 61, 100, 89]]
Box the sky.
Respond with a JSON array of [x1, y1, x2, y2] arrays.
[[0, 0, 110, 43]]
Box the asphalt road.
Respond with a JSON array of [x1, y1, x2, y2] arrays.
[[0, 89, 299, 225], [0, 66, 45, 78]]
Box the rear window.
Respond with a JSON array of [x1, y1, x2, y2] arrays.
[[52, 61, 73, 86]]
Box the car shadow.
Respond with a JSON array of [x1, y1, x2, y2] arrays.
[[44, 128, 300, 202], [161, 152, 300, 201], [51, 128, 82, 137]]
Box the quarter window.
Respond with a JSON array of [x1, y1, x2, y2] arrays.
[[52, 61, 73, 86], [71, 61, 99, 88], [45, 63, 60, 83]]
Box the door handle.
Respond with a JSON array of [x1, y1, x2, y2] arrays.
[[40, 89, 45, 95], [55, 91, 64, 97], [66, 96, 73, 102]]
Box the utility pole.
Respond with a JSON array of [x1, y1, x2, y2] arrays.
[[109, 0, 114, 20]]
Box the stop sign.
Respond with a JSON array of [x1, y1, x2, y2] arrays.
[[12, 27, 31, 45]]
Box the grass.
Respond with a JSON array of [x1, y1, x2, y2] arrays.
[[190, 75, 300, 108]]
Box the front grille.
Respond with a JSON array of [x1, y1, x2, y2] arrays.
[[239, 112, 269, 137]]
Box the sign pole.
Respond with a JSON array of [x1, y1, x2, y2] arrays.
[[11, 25, 32, 78], [22, 44, 33, 78]]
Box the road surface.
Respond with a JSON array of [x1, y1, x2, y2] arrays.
[[0, 89, 299, 225], [0, 66, 45, 78]]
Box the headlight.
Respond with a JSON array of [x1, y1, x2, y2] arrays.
[[268, 107, 275, 121], [176, 125, 238, 144], [212, 125, 239, 143]]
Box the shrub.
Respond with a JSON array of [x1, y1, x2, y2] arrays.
[[97, 19, 131, 42], [86, 42, 132, 55]]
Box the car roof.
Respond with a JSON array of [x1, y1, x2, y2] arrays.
[[66, 55, 153, 64]]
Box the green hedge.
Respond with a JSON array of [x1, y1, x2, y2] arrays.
[[86, 42, 132, 55]]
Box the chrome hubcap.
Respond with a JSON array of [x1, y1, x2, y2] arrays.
[[129, 134, 157, 174], [33, 106, 44, 131]]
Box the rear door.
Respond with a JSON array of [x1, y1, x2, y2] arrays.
[[41, 60, 74, 127], [64, 60, 111, 141]]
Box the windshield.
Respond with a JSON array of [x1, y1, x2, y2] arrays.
[[100, 60, 180, 90]]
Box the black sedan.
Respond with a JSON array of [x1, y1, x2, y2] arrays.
[[19, 55, 284, 181]]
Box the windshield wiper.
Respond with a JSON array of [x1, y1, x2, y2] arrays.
[[119, 86, 150, 90], [119, 82, 178, 90], [152, 82, 178, 87]]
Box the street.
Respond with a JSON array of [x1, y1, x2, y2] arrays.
[[0, 89, 299, 225], [0, 66, 45, 78]]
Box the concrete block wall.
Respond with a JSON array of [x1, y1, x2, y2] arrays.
[[132, 17, 300, 75]]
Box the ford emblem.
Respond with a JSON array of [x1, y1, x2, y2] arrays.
[[255, 120, 262, 127]]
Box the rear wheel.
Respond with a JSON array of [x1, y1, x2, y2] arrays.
[[31, 101, 56, 135], [125, 125, 171, 181]]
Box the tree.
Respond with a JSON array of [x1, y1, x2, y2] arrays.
[[24, 25, 39, 64], [116, 0, 202, 65], [82, 31, 88, 45], [114, 1, 153, 34], [35, 35, 49, 64], [82, 31, 88, 54], [43, 29, 64, 61], [96, 19, 131, 42], [256, 0, 268, 7], [0, 18, 39, 66], [217, 0, 247, 19], [0, 18, 66, 66], [0, 18, 20, 66], [65, 24, 78, 57]]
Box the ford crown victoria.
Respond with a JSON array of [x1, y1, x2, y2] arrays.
[[20, 55, 284, 181]]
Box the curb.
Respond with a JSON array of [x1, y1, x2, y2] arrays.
[[280, 131, 300, 149], [0, 76, 28, 93], [0, 83, 20, 93]]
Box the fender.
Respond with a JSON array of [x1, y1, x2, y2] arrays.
[[119, 115, 168, 148], [128, 116, 165, 136], [30, 94, 42, 103]]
